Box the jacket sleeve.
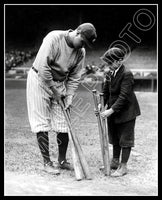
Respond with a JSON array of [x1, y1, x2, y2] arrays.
[[66, 49, 86, 96], [111, 71, 134, 112]]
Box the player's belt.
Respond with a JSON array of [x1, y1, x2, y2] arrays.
[[32, 66, 38, 73]]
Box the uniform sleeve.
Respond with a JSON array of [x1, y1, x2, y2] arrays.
[[111, 72, 134, 112], [66, 49, 86, 96], [35, 36, 59, 88]]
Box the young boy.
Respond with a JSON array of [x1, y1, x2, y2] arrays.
[[96, 47, 141, 177]]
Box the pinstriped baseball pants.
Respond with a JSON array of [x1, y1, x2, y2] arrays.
[[26, 68, 69, 133]]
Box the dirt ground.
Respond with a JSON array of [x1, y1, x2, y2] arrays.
[[4, 84, 158, 196]]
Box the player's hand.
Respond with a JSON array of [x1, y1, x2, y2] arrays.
[[55, 91, 65, 102], [64, 95, 73, 110], [100, 108, 114, 118], [50, 86, 65, 102]]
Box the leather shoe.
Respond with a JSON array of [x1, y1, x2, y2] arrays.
[[99, 158, 119, 171], [58, 160, 74, 171], [111, 163, 127, 177], [110, 158, 119, 170], [44, 161, 60, 175]]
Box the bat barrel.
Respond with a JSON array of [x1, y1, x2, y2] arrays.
[[99, 93, 111, 176], [92, 90, 105, 168], [60, 99, 92, 180], [59, 100, 84, 180]]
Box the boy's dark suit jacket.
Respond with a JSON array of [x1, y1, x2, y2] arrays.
[[103, 64, 141, 124]]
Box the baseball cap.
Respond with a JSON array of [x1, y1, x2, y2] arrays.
[[77, 23, 97, 48], [100, 47, 125, 63]]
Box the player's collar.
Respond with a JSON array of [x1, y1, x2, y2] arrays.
[[65, 29, 74, 48]]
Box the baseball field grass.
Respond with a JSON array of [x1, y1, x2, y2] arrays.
[[4, 80, 158, 196]]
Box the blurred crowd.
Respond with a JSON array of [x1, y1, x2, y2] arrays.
[[5, 49, 104, 79], [5, 50, 36, 72], [84, 63, 105, 74]]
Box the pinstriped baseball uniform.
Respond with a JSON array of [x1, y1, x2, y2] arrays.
[[26, 30, 85, 133]]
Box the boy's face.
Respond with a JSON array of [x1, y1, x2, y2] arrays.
[[103, 60, 121, 73]]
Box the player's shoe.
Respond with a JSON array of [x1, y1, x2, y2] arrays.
[[44, 160, 60, 175], [58, 160, 74, 171]]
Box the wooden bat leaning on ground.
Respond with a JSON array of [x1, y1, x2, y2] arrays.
[[99, 93, 111, 176], [92, 90, 110, 176], [92, 90, 105, 166], [59, 99, 92, 181]]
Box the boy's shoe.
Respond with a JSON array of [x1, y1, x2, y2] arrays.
[[44, 161, 60, 175], [58, 160, 74, 171], [110, 158, 119, 170], [111, 163, 127, 177], [99, 158, 119, 171]]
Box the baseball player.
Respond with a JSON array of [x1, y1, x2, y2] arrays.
[[95, 47, 141, 177], [26, 23, 97, 175]]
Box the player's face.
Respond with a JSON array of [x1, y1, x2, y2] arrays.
[[73, 33, 86, 49]]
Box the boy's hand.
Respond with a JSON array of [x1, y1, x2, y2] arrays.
[[100, 108, 114, 118]]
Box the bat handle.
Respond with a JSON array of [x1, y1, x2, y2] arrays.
[[99, 93, 104, 111], [92, 89, 99, 109], [61, 98, 71, 119]]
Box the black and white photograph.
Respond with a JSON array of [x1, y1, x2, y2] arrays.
[[4, 3, 158, 196]]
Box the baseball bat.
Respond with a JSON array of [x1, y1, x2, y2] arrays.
[[59, 99, 92, 180], [68, 131, 84, 180], [92, 90, 105, 165], [65, 108, 92, 180], [99, 93, 111, 176], [59, 99, 84, 180]]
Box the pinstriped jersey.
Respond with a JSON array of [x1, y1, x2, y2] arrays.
[[33, 30, 86, 96]]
